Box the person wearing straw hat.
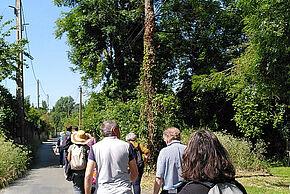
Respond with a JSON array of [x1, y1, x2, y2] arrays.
[[67, 130, 91, 194]]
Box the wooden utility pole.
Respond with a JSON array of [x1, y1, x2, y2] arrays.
[[15, 0, 25, 139], [140, 0, 156, 151], [67, 105, 70, 118], [37, 80, 40, 110], [47, 94, 49, 112], [79, 86, 82, 130]]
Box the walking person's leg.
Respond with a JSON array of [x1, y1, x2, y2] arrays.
[[72, 172, 85, 194], [59, 149, 64, 166], [132, 173, 142, 194]]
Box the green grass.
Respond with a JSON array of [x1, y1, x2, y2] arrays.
[[244, 185, 289, 194], [267, 167, 290, 177], [236, 167, 290, 193], [141, 168, 290, 193]]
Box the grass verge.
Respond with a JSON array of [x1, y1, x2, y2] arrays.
[[141, 167, 290, 193], [0, 133, 31, 188]]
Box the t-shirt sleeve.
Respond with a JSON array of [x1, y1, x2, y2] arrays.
[[88, 147, 96, 162], [68, 144, 74, 154], [128, 143, 136, 161], [156, 150, 165, 178]]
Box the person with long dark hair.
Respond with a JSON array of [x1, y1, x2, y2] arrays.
[[179, 129, 247, 194]]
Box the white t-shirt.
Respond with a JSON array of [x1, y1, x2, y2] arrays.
[[88, 136, 135, 194]]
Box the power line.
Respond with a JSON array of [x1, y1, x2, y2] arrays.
[[114, 0, 168, 64]]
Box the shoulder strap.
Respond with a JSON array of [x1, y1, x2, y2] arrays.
[[182, 181, 215, 191], [194, 181, 216, 189], [231, 180, 247, 194]]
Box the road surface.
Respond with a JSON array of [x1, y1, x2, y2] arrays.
[[0, 138, 152, 194], [0, 139, 73, 194]]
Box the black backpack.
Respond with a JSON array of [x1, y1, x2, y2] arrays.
[[130, 143, 144, 170], [62, 134, 72, 151], [182, 180, 247, 194]]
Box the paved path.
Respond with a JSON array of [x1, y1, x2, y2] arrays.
[[0, 138, 152, 194], [0, 139, 73, 194]]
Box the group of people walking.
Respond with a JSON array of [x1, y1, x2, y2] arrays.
[[54, 120, 246, 194]]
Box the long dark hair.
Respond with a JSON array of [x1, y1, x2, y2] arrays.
[[181, 129, 235, 183]]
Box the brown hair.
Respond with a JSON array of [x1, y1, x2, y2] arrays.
[[66, 124, 72, 131], [181, 129, 235, 183]]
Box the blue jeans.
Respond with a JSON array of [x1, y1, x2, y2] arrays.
[[132, 173, 142, 194], [59, 148, 64, 165]]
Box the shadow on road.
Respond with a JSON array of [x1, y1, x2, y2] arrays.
[[31, 139, 60, 169]]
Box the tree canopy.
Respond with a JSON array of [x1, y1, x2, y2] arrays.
[[53, 0, 289, 161]]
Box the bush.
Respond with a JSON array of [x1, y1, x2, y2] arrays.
[[181, 129, 265, 171], [0, 133, 31, 188]]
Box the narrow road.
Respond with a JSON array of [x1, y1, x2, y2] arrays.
[[0, 139, 73, 194], [0, 138, 153, 194]]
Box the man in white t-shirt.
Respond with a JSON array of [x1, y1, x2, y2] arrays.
[[84, 120, 138, 194]]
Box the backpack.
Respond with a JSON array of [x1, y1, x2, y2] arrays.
[[62, 134, 72, 150], [133, 143, 144, 169], [196, 181, 246, 194], [70, 144, 87, 170]]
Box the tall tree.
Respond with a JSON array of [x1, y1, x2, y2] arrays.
[[51, 96, 76, 130], [54, 0, 144, 100], [139, 0, 157, 154], [153, 0, 245, 127]]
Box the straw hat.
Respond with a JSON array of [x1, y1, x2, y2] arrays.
[[71, 130, 91, 145]]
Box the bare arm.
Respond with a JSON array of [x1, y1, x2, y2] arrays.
[[143, 152, 150, 165], [128, 159, 138, 182], [85, 159, 96, 194], [153, 177, 163, 194], [67, 152, 71, 162]]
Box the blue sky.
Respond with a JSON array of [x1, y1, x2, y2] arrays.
[[0, 0, 86, 109]]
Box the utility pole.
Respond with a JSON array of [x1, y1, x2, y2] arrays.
[[67, 105, 70, 119], [79, 86, 82, 130], [47, 94, 49, 112], [15, 0, 25, 140], [37, 80, 40, 110]]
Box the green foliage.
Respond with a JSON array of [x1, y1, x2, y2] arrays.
[[50, 96, 77, 130], [181, 129, 265, 171], [0, 133, 31, 188], [0, 85, 18, 137], [54, 0, 144, 100], [0, 16, 31, 82], [76, 91, 179, 145], [155, 0, 245, 89], [238, 0, 290, 104], [25, 106, 53, 133]]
